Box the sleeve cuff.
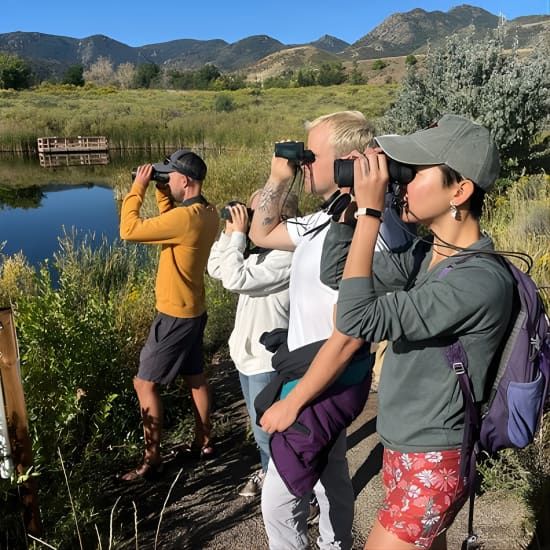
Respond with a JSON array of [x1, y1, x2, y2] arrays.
[[218, 232, 231, 246], [229, 232, 247, 250]]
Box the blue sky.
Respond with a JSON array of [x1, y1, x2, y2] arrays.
[[2, 0, 548, 46]]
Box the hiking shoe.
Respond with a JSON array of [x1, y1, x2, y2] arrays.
[[238, 469, 265, 497], [307, 495, 320, 525]]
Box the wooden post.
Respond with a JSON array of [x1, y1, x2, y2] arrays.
[[0, 308, 42, 536]]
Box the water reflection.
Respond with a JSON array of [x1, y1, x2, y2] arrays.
[[0, 186, 43, 210], [39, 152, 110, 168], [0, 185, 119, 265]]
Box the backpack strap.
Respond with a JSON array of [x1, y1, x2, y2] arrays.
[[438, 258, 482, 548], [444, 340, 481, 548]]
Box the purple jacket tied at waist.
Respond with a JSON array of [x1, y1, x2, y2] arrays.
[[270, 375, 371, 497], [259, 331, 372, 498]]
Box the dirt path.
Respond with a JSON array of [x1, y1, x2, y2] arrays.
[[113, 361, 533, 549]]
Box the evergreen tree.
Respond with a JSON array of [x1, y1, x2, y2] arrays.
[[0, 53, 32, 89], [62, 64, 84, 86]]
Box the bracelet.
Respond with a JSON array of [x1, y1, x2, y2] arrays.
[[354, 207, 383, 220]]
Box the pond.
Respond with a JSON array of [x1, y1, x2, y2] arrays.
[[0, 184, 119, 266], [0, 152, 143, 265]]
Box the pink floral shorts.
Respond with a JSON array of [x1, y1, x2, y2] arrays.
[[378, 448, 468, 549]]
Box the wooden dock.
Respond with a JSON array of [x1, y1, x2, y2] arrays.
[[37, 136, 109, 153]]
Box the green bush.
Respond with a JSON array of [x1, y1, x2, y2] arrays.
[[382, 28, 550, 175], [214, 93, 236, 112], [372, 59, 388, 71], [0, 234, 158, 545]]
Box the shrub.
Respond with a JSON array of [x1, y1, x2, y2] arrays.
[[372, 59, 388, 71], [0, 234, 159, 545], [382, 28, 550, 175], [214, 94, 236, 112]]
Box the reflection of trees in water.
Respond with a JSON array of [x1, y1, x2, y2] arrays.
[[0, 186, 43, 209]]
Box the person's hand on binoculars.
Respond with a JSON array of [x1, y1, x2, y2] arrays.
[[133, 164, 153, 192], [345, 147, 388, 212], [269, 155, 297, 185], [226, 203, 249, 234]]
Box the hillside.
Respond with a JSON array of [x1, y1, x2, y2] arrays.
[[0, 5, 548, 79], [246, 46, 340, 81]]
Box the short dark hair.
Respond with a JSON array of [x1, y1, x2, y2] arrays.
[[439, 164, 485, 220]]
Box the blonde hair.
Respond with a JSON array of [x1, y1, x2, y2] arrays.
[[305, 111, 376, 157]]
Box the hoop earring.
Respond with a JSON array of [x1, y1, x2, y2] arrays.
[[450, 202, 459, 220]]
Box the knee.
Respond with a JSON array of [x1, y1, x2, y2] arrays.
[[133, 377, 155, 394], [184, 373, 207, 390]]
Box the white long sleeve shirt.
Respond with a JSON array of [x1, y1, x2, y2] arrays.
[[207, 231, 293, 376]]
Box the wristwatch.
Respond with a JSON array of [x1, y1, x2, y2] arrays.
[[353, 207, 383, 220]]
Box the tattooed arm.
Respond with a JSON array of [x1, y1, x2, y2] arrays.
[[249, 156, 297, 252]]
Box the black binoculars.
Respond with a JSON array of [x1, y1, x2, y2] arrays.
[[220, 201, 254, 223], [334, 158, 416, 189], [274, 141, 315, 164], [131, 168, 170, 185]]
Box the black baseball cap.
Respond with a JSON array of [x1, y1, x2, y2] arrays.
[[152, 149, 207, 181]]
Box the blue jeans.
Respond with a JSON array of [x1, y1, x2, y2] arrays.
[[239, 371, 277, 472]]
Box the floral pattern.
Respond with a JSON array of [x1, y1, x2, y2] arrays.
[[378, 448, 468, 549]]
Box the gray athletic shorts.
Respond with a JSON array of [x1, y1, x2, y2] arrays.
[[137, 311, 207, 385]]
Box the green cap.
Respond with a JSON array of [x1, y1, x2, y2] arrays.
[[375, 114, 500, 191]]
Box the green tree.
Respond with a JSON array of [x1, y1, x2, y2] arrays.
[[405, 54, 418, 67], [194, 64, 221, 88], [349, 60, 365, 85], [317, 62, 346, 86], [296, 67, 317, 87], [62, 64, 84, 86], [382, 28, 550, 174], [214, 72, 246, 90], [0, 53, 32, 89], [134, 62, 160, 88], [263, 69, 294, 88], [372, 59, 388, 71], [167, 68, 195, 89]]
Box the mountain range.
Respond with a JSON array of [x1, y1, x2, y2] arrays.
[[1, 5, 548, 79]]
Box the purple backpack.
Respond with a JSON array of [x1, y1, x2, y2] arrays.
[[441, 256, 550, 549]]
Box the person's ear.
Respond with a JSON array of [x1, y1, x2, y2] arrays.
[[453, 179, 474, 207]]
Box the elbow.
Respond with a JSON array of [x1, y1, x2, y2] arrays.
[[334, 329, 364, 354], [120, 224, 138, 241]]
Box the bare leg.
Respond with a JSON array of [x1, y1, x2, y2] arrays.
[[183, 373, 211, 447], [365, 519, 447, 550], [133, 377, 163, 464], [121, 377, 163, 480], [365, 519, 419, 550]]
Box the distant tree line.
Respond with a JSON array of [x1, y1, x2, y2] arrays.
[[0, 53, 368, 91]]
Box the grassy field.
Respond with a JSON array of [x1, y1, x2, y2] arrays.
[[0, 83, 397, 152]]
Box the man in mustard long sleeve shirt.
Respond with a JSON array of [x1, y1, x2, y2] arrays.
[[119, 149, 219, 481]]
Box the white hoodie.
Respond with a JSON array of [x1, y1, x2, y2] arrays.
[[207, 231, 293, 376]]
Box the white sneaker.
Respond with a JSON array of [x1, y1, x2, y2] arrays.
[[238, 469, 265, 497]]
